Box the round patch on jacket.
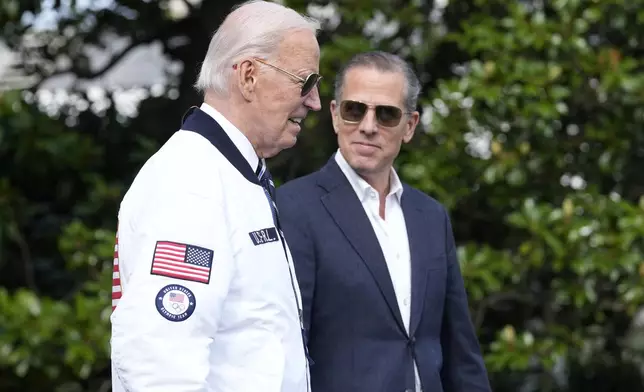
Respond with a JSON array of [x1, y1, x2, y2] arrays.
[[155, 284, 196, 322]]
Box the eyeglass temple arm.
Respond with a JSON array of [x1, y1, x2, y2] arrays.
[[254, 58, 306, 83]]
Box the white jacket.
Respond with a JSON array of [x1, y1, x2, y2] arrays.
[[110, 104, 309, 392]]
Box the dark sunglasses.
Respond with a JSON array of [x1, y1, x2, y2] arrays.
[[339, 100, 409, 127], [254, 58, 322, 96]]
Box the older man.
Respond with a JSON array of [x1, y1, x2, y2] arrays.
[[276, 51, 491, 392], [109, 1, 322, 391]]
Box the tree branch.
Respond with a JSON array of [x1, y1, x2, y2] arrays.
[[30, 30, 162, 91], [79, 38, 153, 80]]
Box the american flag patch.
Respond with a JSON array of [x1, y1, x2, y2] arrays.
[[169, 292, 185, 302], [111, 229, 122, 311], [150, 241, 213, 284]]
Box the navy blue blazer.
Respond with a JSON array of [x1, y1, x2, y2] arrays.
[[276, 156, 491, 392]]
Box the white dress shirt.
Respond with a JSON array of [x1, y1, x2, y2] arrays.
[[335, 149, 422, 392]]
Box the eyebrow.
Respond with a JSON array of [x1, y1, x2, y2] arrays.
[[297, 66, 319, 75], [292, 70, 309, 78]]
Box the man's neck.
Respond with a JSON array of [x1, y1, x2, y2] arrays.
[[359, 169, 391, 199], [203, 94, 263, 157], [360, 170, 391, 220]]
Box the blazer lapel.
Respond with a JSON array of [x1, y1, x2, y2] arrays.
[[402, 188, 430, 337], [318, 159, 406, 334]]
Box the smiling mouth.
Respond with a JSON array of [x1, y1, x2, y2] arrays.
[[288, 118, 303, 125]]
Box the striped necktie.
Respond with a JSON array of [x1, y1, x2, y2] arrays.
[[256, 158, 278, 209], [255, 158, 291, 278], [255, 158, 315, 374]]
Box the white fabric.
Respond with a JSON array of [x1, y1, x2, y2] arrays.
[[110, 105, 308, 392], [334, 149, 422, 392]]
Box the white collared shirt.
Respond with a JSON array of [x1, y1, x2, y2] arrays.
[[334, 149, 421, 392]]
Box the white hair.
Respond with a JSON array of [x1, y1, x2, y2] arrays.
[[194, 0, 320, 96]]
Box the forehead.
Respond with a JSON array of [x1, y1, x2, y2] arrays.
[[277, 29, 320, 72], [341, 67, 406, 107]]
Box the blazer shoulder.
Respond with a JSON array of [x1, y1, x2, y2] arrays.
[[402, 183, 449, 217], [277, 171, 322, 202]]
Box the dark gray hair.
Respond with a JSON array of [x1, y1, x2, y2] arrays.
[[333, 51, 421, 112]]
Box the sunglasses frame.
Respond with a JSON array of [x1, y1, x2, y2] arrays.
[[253, 58, 322, 97], [339, 100, 412, 127]]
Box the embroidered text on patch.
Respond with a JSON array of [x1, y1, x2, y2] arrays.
[[155, 284, 196, 322], [150, 241, 213, 283], [249, 227, 279, 246]]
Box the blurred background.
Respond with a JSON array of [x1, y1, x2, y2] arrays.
[[1, 0, 644, 391]]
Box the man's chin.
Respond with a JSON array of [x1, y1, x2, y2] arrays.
[[351, 163, 380, 178], [346, 155, 375, 171], [285, 133, 299, 147], [272, 137, 298, 156]]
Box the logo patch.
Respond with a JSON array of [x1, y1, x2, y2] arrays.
[[150, 241, 213, 284], [249, 227, 279, 246], [155, 284, 196, 322]]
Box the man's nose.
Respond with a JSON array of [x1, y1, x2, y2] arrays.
[[359, 109, 378, 135], [304, 86, 322, 111]]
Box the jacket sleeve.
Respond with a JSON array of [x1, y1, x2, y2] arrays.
[[439, 207, 492, 392], [110, 174, 235, 391], [276, 187, 316, 338]]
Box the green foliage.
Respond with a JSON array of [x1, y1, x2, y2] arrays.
[[408, 0, 644, 389], [1, 0, 643, 390], [0, 92, 115, 391]]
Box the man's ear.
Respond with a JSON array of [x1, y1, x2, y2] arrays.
[[402, 111, 420, 143], [237, 60, 257, 101], [330, 100, 339, 134]]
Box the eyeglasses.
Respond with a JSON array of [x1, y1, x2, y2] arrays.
[[339, 100, 410, 127], [254, 58, 322, 97]]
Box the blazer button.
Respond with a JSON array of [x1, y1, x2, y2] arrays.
[[404, 389, 414, 392]]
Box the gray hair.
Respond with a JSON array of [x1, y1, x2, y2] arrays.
[[333, 51, 421, 113], [194, 0, 320, 96]]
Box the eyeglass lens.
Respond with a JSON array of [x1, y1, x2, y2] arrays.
[[340, 100, 403, 127], [301, 74, 321, 96]]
